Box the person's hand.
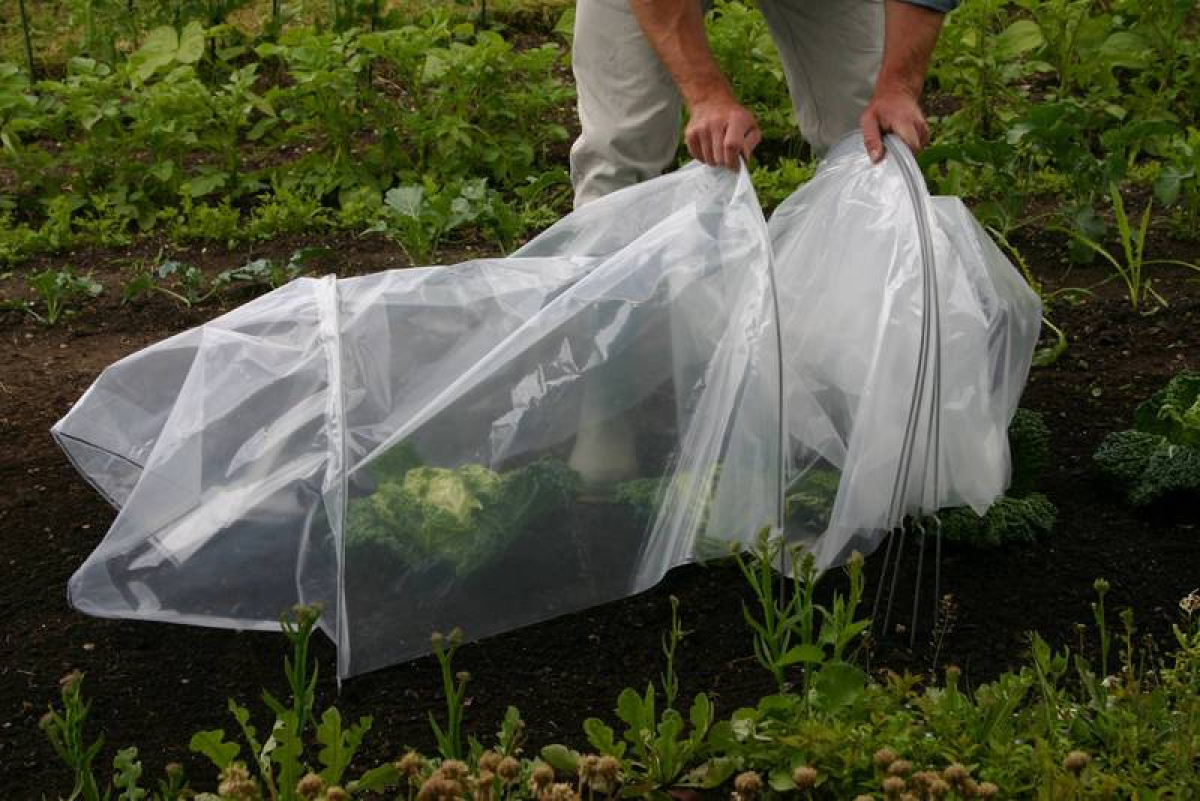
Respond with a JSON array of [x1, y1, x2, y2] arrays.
[[685, 96, 762, 169], [860, 84, 930, 163]]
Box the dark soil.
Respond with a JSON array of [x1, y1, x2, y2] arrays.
[[1, 228, 1197, 796]]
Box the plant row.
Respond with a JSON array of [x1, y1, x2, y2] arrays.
[[43, 532, 1200, 799]]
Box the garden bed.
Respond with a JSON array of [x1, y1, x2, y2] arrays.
[[0, 230, 1196, 794]]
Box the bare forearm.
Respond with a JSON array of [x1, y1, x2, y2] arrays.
[[876, 0, 944, 99], [628, 0, 731, 107]]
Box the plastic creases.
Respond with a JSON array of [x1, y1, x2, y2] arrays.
[[53, 134, 1041, 678]]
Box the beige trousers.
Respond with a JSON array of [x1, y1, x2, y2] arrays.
[[570, 0, 884, 207]]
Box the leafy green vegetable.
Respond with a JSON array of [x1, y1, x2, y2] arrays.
[[1093, 371, 1200, 507], [1094, 431, 1200, 507], [1008, 407, 1051, 496], [346, 451, 581, 575], [784, 467, 840, 528], [937, 493, 1057, 547], [1131, 370, 1200, 447], [920, 408, 1057, 547]]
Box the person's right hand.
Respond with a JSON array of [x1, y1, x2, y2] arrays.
[[685, 96, 762, 169]]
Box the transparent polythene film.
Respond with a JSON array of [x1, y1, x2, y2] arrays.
[[53, 135, 1040, 677], [772, 135, 1042, 567]]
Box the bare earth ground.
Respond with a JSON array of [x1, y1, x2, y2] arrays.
[[0, 230, 1197, 795]]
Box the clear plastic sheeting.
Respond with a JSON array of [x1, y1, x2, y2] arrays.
[[53, 134, 1040, 677]]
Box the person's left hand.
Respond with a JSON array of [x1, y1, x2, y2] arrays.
[[860, 85, 930, 163]]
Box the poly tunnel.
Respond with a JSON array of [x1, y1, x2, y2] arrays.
[[53, 134, 1041, 678]]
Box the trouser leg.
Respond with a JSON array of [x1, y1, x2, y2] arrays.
[[757, 0, 884, 155], [570, 0, 686, 208]]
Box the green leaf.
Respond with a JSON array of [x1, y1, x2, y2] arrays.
[[540, 744, 580, 775], [132, 27, 180, 81], [176, 22, 206, 65], [1097, 31, 1150, 70], [385, 185, 425, 219], [813, 661, 866, 710], [349, 762, 401, 793], [583, 718, 625, 758], [189, 729, 240, 770], [617, 686, 652, 733], [994, 20, 1044, 60], [113, 747, 147, 800], [183, 171, 228, 199], [776, 643, 825, 667], [1154, 166, 1192, 207], [688, 693, 712, 734]]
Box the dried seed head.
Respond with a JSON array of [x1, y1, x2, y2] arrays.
[[218, 763, 259, 801], [449, 627, 464, 645], [439, 760, 470, 781], [910, 771, 936, 791], [943, 763, 969, 786], [792, 765, 817, 790], [1063, 750, 1090, 775], [295, 772, 324, 799], [475, 770, 495, 800], [928, 778, 951, 798], [977, 781, 1000, 799], [530, 762, 555, 791], [734, 771, 763, 797], [874, 747, 899, 769], [325, 787, 348, 801], [417, 775, 464, 801], [431, 631, 445, 649], [1180, 589, 1200, 617], [478, 751, 502, 773], [397, 751, 425, 777], [58, 670, 83, 693], [540, 782, 579, 801], [596, 756, 621, 785], [456, 671, 471, 685], [887, 759, 913, 777], [578, 754, 601, 785], [496, 756, 521, 782], [882, 775, 906, 798]]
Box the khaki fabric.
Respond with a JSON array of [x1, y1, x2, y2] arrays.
[[570, 0, 884, 207]]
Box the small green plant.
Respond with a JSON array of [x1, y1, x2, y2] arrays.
[[152, 259, 219, 307], [429, 627, 471, 761], [24, 268, 103, 324], [734, 529, 870, 704], [41, 670, 183, 800], [188, 604, 395, 800], [40, 671, 105, 801], [219, 247, 331, 290], [545, 596, 721, 795], [1063, 183, 1200, 312], [1094, 370, 1200, 506]]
